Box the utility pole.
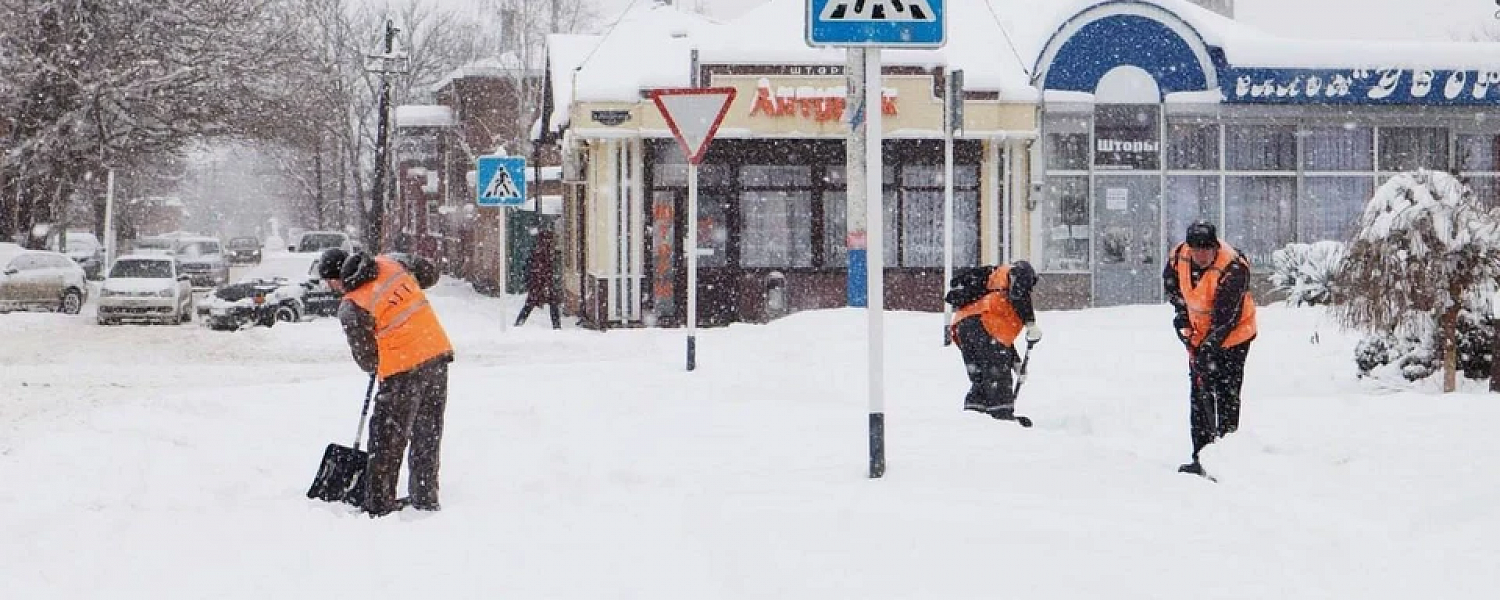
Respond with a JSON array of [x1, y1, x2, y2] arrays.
[[366, 19, 407, 252]]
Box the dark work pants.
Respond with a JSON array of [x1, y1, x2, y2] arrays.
[[954, 316, 1017, 416], [365, 358, 449, 515], [516, 295, 561, 329], [1188, 341, 1250, 460]]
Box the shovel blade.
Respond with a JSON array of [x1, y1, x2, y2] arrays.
[[306, 443, 368, 505]]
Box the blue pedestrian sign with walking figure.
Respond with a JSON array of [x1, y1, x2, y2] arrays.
[[476, 156, 527, 207], [806, 0, 946, 47]]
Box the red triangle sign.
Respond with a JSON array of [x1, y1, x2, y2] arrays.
[[650, 88, 736, 165]]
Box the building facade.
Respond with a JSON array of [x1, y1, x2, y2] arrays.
[[544, 0, 1500, 326]]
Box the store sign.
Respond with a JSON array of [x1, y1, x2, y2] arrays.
[[1223, 68, 1500, 105], [747, 78, 898, 122], [592, 110, 632, 126]]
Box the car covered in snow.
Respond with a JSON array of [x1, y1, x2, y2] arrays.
[[0, 243, 89, 315], [47, 231, 105, 280], [174, 236, 230, 288], [197, 277, 305, 331], [225, 236, 263, 265], [97, 255, 194, 325]]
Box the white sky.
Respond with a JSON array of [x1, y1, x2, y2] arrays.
[[589, 0, 1500, 41]]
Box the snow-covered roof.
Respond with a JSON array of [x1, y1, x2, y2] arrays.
[[432, 54, 539, 94], [545, 34, 604, 133], [395, 105, 454, 128]]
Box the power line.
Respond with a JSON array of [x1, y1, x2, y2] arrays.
[[982, 0, 1032, 79], [576, 0, 648, 74]]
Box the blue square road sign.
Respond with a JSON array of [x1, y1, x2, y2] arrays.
[[476, 156, 527, 207], [806, 0, 946, 47]]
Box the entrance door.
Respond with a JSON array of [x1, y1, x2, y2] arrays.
[[1093, 175, 1161, 306]]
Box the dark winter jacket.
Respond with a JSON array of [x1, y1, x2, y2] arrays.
[[524, 231, 558, 303], [338, 253, 448, 374], [1163, 248, 1252, 350]]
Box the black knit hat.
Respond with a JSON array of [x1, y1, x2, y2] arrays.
[[316, 248, 348, 280], [1185, 221, 1218, 249]]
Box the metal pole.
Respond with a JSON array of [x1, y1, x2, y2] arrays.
[[369, 19, 397, 252], [866, 47, 885, 479], [846, 49, 867, 308], [686, 162, 698, 371], [687, 48, 701, 371], [942, 67, 955, 346], [499, 205, 509, 332], [103, 169, 115, 267]]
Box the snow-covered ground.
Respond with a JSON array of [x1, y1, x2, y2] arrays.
[[1, 277, 1496, 599]]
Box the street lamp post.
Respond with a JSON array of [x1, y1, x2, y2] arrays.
[[366, 19, 408, 252]]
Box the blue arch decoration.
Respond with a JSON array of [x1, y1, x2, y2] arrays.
[[1040, 14, 1212, 99]]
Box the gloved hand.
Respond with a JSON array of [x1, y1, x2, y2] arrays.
[[1025, 322, 1043, 343], [1173, 314, 1192, 346]]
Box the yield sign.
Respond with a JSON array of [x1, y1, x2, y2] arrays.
[[650, 87, 737, 165]]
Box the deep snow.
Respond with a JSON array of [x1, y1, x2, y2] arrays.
[[1, 272, 1497, 599]]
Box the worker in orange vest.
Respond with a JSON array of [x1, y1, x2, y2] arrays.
[[319, 248, 454, 516], [1163, 221, 1257, 478], [947, 260, 1042, 423]]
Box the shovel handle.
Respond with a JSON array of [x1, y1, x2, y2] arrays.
[[352, 374, 376, 451]]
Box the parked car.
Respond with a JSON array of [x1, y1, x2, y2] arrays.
[[198, 277, 304, 331], [0, 243, 88, 314], [301, 257, 341, 317], [225, 236, 263, 265], [97, 255, 194, 325], [47, 231, 105, 280], [129, 236, 178, 256], [291, 231, 357, 254], [174, 236, 230, 288]]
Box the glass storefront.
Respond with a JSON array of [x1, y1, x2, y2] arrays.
[[1038, 108, 1488, 297]]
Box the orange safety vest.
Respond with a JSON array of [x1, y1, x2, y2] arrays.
[[950, 264, 1025, 346], [1171, 241, 1257, 349], [344, 256, 453, 380]]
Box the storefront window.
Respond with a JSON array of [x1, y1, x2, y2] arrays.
[[1225, 176, 1296, 266], [1164, 176, 1221, 247], [1093, 105, 1161, 170], [1298, 177, 1372, 242], [697, 194, 730, 268], [1167, 123, 1218, 170], [1458, 134, 1500, 172], [1378, 127, 1448, 171], [1225, 125, 1296, 171], [740, 190, 812, 267], [1041, 176, 1090, 271], [1303, 126, 1373, 171], [652, 164, 733, 187], [1044, 114, 1091, 171], [901, 190, 979, 267]]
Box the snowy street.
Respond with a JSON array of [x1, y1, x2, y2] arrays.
[[2, 278, 1495, 599]]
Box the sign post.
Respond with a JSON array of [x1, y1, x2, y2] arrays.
[[649, 87, 736, 372], [477, 155, 528, 332], [942, 69, 963, 346], [808, 0, 946, 479]]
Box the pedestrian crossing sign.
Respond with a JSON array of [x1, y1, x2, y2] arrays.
[[476, 156, 527, 207], [807, 0, 945, 47]]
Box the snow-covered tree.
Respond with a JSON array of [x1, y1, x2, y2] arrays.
[[1269, 240, 1346, 307], [1333, 169, 1500, 392], [0, 0, 306, 240]]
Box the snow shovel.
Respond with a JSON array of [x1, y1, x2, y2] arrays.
[[306, 374, 376, 505], [1006, 340, 1038, 428]]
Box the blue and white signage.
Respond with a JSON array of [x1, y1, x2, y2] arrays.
[[1223, 68, 1500, 106], [806, 0, 945, 48], [475, 156, 526, 207]]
